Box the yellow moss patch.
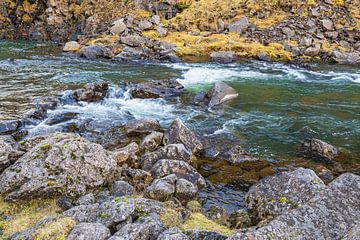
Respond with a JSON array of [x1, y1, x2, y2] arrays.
[[0, 196, 61, 239], [321, 42, 346, 53], [250, 12, 288, 29], [180, 213, 234, 237], [23, 0, 37, 14], [142, 30, 159, 39], [87, 35, 120, 46], [133, 9, 151, 19], [159, 206, 183, 228], [33, 217, 76, 240]]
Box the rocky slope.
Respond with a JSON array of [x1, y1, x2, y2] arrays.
[[1, 0, 360, 63]]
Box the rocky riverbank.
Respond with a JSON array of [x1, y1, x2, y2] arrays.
[[0, 79, 359, 239], [1, 0, 360, 64]]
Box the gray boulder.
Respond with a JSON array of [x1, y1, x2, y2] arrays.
[[321, 19, 334, 31], [342, 223, 360, 240], [210, 51, 236, 63], [157, 26, 168, 37], [112, 180, 135, 197], [163, 118, 203, 154], [121, 34, 146, 47], [124, 118, 161, 136], [138, 20, 153, 30], [0, 120, 20, 135], [228, 17, 249, 34], [140, 131, 164, 152], [222, 145, 261, 166], [185, 230, 227, 240], [112, 142, 139, 164], [230, 173, 360, 240], [245, 168, 326, 222], [304, 44, 321, 57], [131, 79, 185, 99], [145, 174, 177, 201], [67, 223, 110, 240], [75, 193, 96, 205], [300, 138, 340, 163], [332, 51, 360, 64], [206, 82, 238, 107], [73, 82, 109, 102], [175, 178, 198, 204], [157, 228, 189, 240], [0, 133, 119, 201], [110, 19, 127, 35], [80, 45, 112, 59], [63, 41, 81, 52], [123, 168, 153, 191], [0, 135, 20, 173]]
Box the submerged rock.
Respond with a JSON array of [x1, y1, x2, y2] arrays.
[[300, 138, 340, 163], [0, 120, 21, 135], [73, 82, 109, 102], [206, 82, 239, 107], [0, 133, 119, 201], [67, 223, 110, 240]]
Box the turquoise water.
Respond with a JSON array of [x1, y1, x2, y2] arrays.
[[1, 40, 360, 165]]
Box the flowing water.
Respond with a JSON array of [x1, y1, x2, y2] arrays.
[[1, 40, 360, 211]]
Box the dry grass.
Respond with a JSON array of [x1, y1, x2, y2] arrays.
[[32, 217, 76, 240]]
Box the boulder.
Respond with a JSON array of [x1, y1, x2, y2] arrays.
[[300, 138, 340, 163], [124, 118, 161, 136], [230, 173, 360, 240], [0, 133, 119, 201], [123, 168, 153, 191], [163, 118, 203, 154], [175, 178, 198, 204], [67, 223, 110, 240], [44, 112, 78, 125], [156, 26, 168, 37], [130, 79, 185, 99], [228, 17, 250, 34], [228, 209, 252, 229], [140, 131, 163, 152], [112, 142, 139, 164], [185, 230, 227, 240], [0, 135, 20, 173], [145, 174, 177, 201], [206, 82, 239, 107], [115, 47, 146, 61], [342, 223, 360, 240], [112, 180, 135, 197], [138, 20, 153, 30], [75, 193, 96, 205], [157, 228, 189, 240], [80, 45, 112, 59], [332, 51, 360, 64], [222, 145, 261, 166], [120, 34, 146, 47], [304, 44, 321, 57], [142, 144, 192, 171], [321, 19, 334, 31], [210, 51, 236, 63], [73, 82, 109, 102], [63, 41, 81, 52], [150, 159, 206, 188], [110, 19, 127, 35], [0, 120, 20, 135], [245, 168, 326, 222]]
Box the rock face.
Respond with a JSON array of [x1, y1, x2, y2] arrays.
[[0, 133, 119, 201], [228, 17, 250, 34], [300, 138, 340, 163], [206, 82, 239, 107], [163, 118, 203, 154], [245, 168, 326, 222], [73, 82, 109, 102], [67, 223, 111, 240], [130, 79, 185, 99], [80, 46, 113, 59], [230, 173, 360, 240]]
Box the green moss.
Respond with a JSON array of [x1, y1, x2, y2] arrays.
[[159, 207, 183, 228], [70, 152, 77, 161], [186, 201, 202, 213], [32, 217, 75, 240], [279, 197, 299, 208], [40, 144, 51, 152], [47, 181, 55, 187]]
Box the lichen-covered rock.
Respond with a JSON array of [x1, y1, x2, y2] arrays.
[[0, 133, 119, 201], [112, 142, 139, 164], [112, 180, 135, 197], [140, 131, 163, 152], [80, 45, 113, 59], [124, 118, 161, 136], [142, 144, 192, 171], [67, 223, 111, 240], [175, 178, 198, 204], [63, 41, 81, 52], [229, 173, 360, 240], [245, 168, 326, 222], [163, 118, 203, 154], [73, 82, 109, 102], [146, 174, 177, 201], [342, 223, 360, 240], [206, 82, 238, 108], [222, 145, 261, 166], [300, 138, 340, 163], [0, 135, 21, 173], [157, 228, 189, 240], [185, 230, 228, 240]]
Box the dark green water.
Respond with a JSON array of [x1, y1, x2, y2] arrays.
[[1, 40, 360, 165]]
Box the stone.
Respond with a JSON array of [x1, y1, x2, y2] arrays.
[[34, 96, 59, 110], [157, 26, 168, 37], [206, 82, 239, 107], [145, 174, 177, 201], [75, 193, 96, 205], [151, 15, 161, 25], [300, 138, 340, 163], [0, 133, 119, 201], [120, 34, 146, 47], [0, 135, 19, 173], [140, 131, 163, 152], [112, 180, 135, 197], [63, 197, 135, 228], [321, 19, 334, 31], [80, 45, 113, 59], [175, 178, 198, 204], [63, 41, 81, 52], [44, 112, 78, 125], [185, 230, 227, 240], [228, 17, 250, 34], [133, 197, 164, 216], [123, 168, 153, 191], [210, 51, 236, 63], [228, 209, 252, 229], [282, 27, 295, 38], [25, 108, 47, 120], [112, 142, 139, 164], [342, 223, 360, 240], [299, 37, 313, 47], [73, 82, 109, 102], [157, 228, 189, 240], [245, 168, 326, 222], [150, 159, 206, 188], [163, 118, 203, 154], [124, 118, 161, 136], [131, 79, 185, 99], [142, 144, 192, 171], [304, 44, 321, 57], [229, 173, 360, 240], [222, 145, 261, 166], [110, 19, 127, 35], [138, 20, 153, 30], [115, 47, 145, 61], [0, 120, 20, 135], [67, 223, 110, 240], [332, 51, 360, 64]]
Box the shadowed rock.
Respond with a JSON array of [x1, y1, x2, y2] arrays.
[[73, 82, 109, 102], [130, 79, 185, 99], [300, 138, 340, 163]]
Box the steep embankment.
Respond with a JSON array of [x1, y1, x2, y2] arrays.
[[1, 0, 359, 63]]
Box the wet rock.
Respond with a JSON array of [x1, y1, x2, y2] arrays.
[[185, 230, 227, 240], [150, 159, 206, 188], [228, 17, 250, 34], [80, 45, 112, 59], [142, 144, 192, 171], [120, 34, 146, 47], [124, 118, 161, 136], [193, 92, 207, 105], [0, 120, 20, 135], [210, 51, 236, 63], [245, 168, 326, 222], [25, 108, 47, 120], [131, 79, 185, 99], [300, 138, 340, 163], [110, 19, 127, 35], [34, 96, 60, 111], [112, 180, 135, 197], [206, 82, 239, 107], [63, 41, 81, 52], [45, 112, 78, 125], [157, 228, 189, 240], [146, 174, 177, 201], [112, 142, 139, 164], [175, 178, 198, 204], [73, 82, 109, 102], [140, 131, 163, 152], [0, 133, 119, 201], [109, 213, 165, 240], [222, 145, 261, 166], [163, 118, 203, 154], [332, 51, 360, 64], [67, 223, 110, 240], [230, 173, 360, 239], [0, 135, 20, 173], [63, 197, 135, 228]]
